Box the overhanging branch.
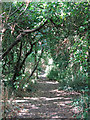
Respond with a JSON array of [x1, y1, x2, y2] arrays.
[[23, 19, 48, 33], [2, 19, 48, 58]]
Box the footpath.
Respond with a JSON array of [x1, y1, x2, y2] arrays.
[[7, 77, 81, 119]]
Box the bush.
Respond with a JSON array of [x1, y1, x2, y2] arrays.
[[47, 67, 59, 81]]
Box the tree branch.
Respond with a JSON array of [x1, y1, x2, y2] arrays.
[[2, 19, 48, 58], [23, 19, 48, 33], [9, 3, 24, 17], [49, 18, 60, 28], [17, 2, 29, 19], [28, 47, 43, 79], [11, 42, 23, 83], [2, 33, 24, 58], [19, 42, 36, 70], [10, 42, 35, 87]]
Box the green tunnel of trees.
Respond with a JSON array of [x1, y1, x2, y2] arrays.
[[2, 2, 89, 89], [1, 1, 89, 118]]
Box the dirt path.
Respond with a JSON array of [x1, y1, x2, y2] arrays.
[[7, 77, 81, 119]]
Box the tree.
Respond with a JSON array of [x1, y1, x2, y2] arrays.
[[1, 2, 89, 92]]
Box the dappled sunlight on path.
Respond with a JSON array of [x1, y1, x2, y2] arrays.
[[7, 77, 81, 119]]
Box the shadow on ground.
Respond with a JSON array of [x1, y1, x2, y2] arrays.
[[6, 77, 81, 119]]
